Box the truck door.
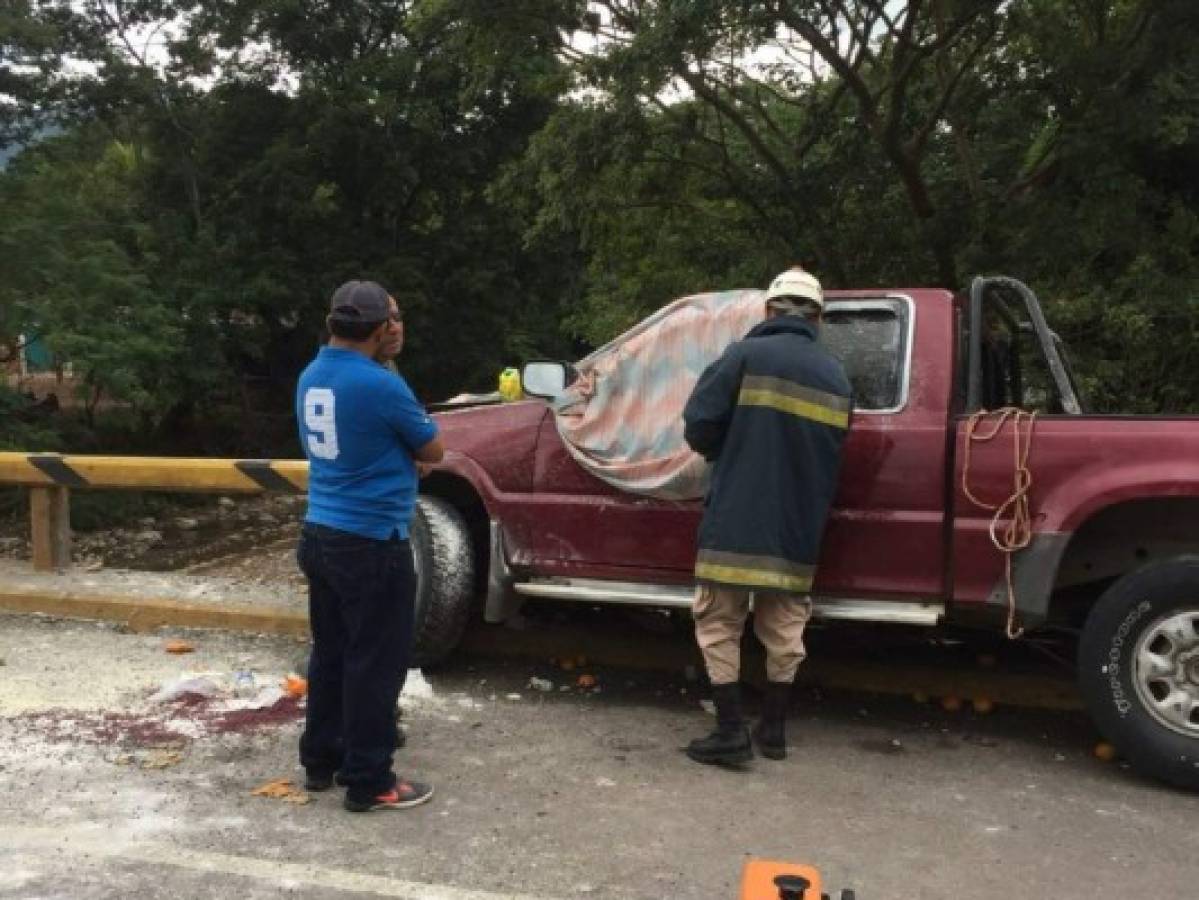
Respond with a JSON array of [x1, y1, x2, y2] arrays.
[[951, 276, 1083, 606], [814, 295, 951, 601]]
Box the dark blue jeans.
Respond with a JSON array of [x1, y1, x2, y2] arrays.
[[297, 523, 415, 800]]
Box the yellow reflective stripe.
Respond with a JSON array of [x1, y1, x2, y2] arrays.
[[738, 388, 850, 429], [697, 548, 813, 578], [741, 375, 851, 413], [695, 561, 813, 593]]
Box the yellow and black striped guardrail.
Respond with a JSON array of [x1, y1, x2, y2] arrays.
[[0, 452, 308, 493], [0, 452, 310, 570]]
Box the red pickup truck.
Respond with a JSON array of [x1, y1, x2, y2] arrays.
[[412, 276, 1199, 790]]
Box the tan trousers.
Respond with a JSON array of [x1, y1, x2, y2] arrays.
[[693, 584, 813, 685]]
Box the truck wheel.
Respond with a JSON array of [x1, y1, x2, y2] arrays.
[[410, 496, 476, 668], [1078, 557, 1199, 790]]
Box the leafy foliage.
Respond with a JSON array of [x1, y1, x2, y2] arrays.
[[2, 0, 1198, 462], [512, 0, 1199, 408]]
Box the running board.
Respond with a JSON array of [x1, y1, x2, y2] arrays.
[[512, 578, 943, 626]]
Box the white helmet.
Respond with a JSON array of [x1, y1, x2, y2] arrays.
[[765, 267, 823, 309]]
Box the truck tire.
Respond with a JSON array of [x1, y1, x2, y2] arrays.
[[410, 496, 476, 668], [1078, 557, 1199, 790]]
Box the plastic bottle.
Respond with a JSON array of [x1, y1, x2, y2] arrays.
[[233, 661, 257, 697], [498, 367, 523, 402]]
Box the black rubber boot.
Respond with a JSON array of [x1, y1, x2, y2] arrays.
[[686, 682, 753, 765], [753, 680, 791, 760]]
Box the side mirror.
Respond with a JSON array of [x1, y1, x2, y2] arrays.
[[521, 361, 570, 399]]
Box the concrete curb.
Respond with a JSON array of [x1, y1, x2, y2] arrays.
[[0, 587, 309, 637]]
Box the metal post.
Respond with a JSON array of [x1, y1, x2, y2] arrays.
[[30, 486, 71, 571]]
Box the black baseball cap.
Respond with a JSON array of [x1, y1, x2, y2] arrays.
[[328, 280, 391, 323]]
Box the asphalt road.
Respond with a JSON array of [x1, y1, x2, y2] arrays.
[[1, 612, 1196, 900]]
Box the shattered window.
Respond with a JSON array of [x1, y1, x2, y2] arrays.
[[822, 301, 907, 411]]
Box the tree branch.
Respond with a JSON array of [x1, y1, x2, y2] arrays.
[[677, 66, 802, 210], [908, 16, 999, 158], [774, 1, 881, 134]]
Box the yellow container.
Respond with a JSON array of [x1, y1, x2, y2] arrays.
[[498, 367, 523, 402]]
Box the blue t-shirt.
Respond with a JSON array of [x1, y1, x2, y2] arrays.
[[296, 347, 438, 540]]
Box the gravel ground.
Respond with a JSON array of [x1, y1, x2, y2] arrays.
[[2, 497, 1197, 898], [2, 613, 1198, 900]]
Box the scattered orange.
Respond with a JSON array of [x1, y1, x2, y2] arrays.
[[1094, 742, 1117, 762], [164, 639, 195, 654], [576, 673, 597, 689], [250, 778, 311, 804], [283, 674, 308, 698], [251, 778, 294, 798]]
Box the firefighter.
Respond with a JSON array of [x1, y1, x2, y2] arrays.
[[682, 267, 852, 765]]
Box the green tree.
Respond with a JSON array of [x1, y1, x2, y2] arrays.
[[3, 0, 583, 446], [0, 130, 184, 425], [515, 0, 1199, 409]]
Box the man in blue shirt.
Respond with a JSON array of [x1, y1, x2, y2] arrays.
[[295, 279, 443, 812]]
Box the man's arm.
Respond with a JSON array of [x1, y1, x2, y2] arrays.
[[414, 435, 444, 463], [383, 376, 441, 463], [683, 345, 743, 461]]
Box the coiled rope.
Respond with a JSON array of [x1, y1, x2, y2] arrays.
[[961, 408, 1038, 639]]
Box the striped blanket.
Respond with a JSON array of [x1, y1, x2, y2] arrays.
[[553, 290, 766, 500]]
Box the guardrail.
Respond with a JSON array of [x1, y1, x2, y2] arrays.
[[0, 452, 308, 571]]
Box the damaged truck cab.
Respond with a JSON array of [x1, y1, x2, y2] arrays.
[[412, 277, 1199, 791]]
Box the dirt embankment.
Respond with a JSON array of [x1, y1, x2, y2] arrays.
[[0, 493, 309, 617], [1, 493, 306, 580]]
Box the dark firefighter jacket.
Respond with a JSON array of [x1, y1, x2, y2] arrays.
[[682, 315, 852, 593]]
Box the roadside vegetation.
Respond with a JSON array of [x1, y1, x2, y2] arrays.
[[2, 0, 1196, 465]]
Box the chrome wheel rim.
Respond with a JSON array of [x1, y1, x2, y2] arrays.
[[412, 510, 426, 608], [1133, 609, 1199, 738]]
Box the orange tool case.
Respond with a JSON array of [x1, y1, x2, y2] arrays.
[[739, 858, 856, 900]]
